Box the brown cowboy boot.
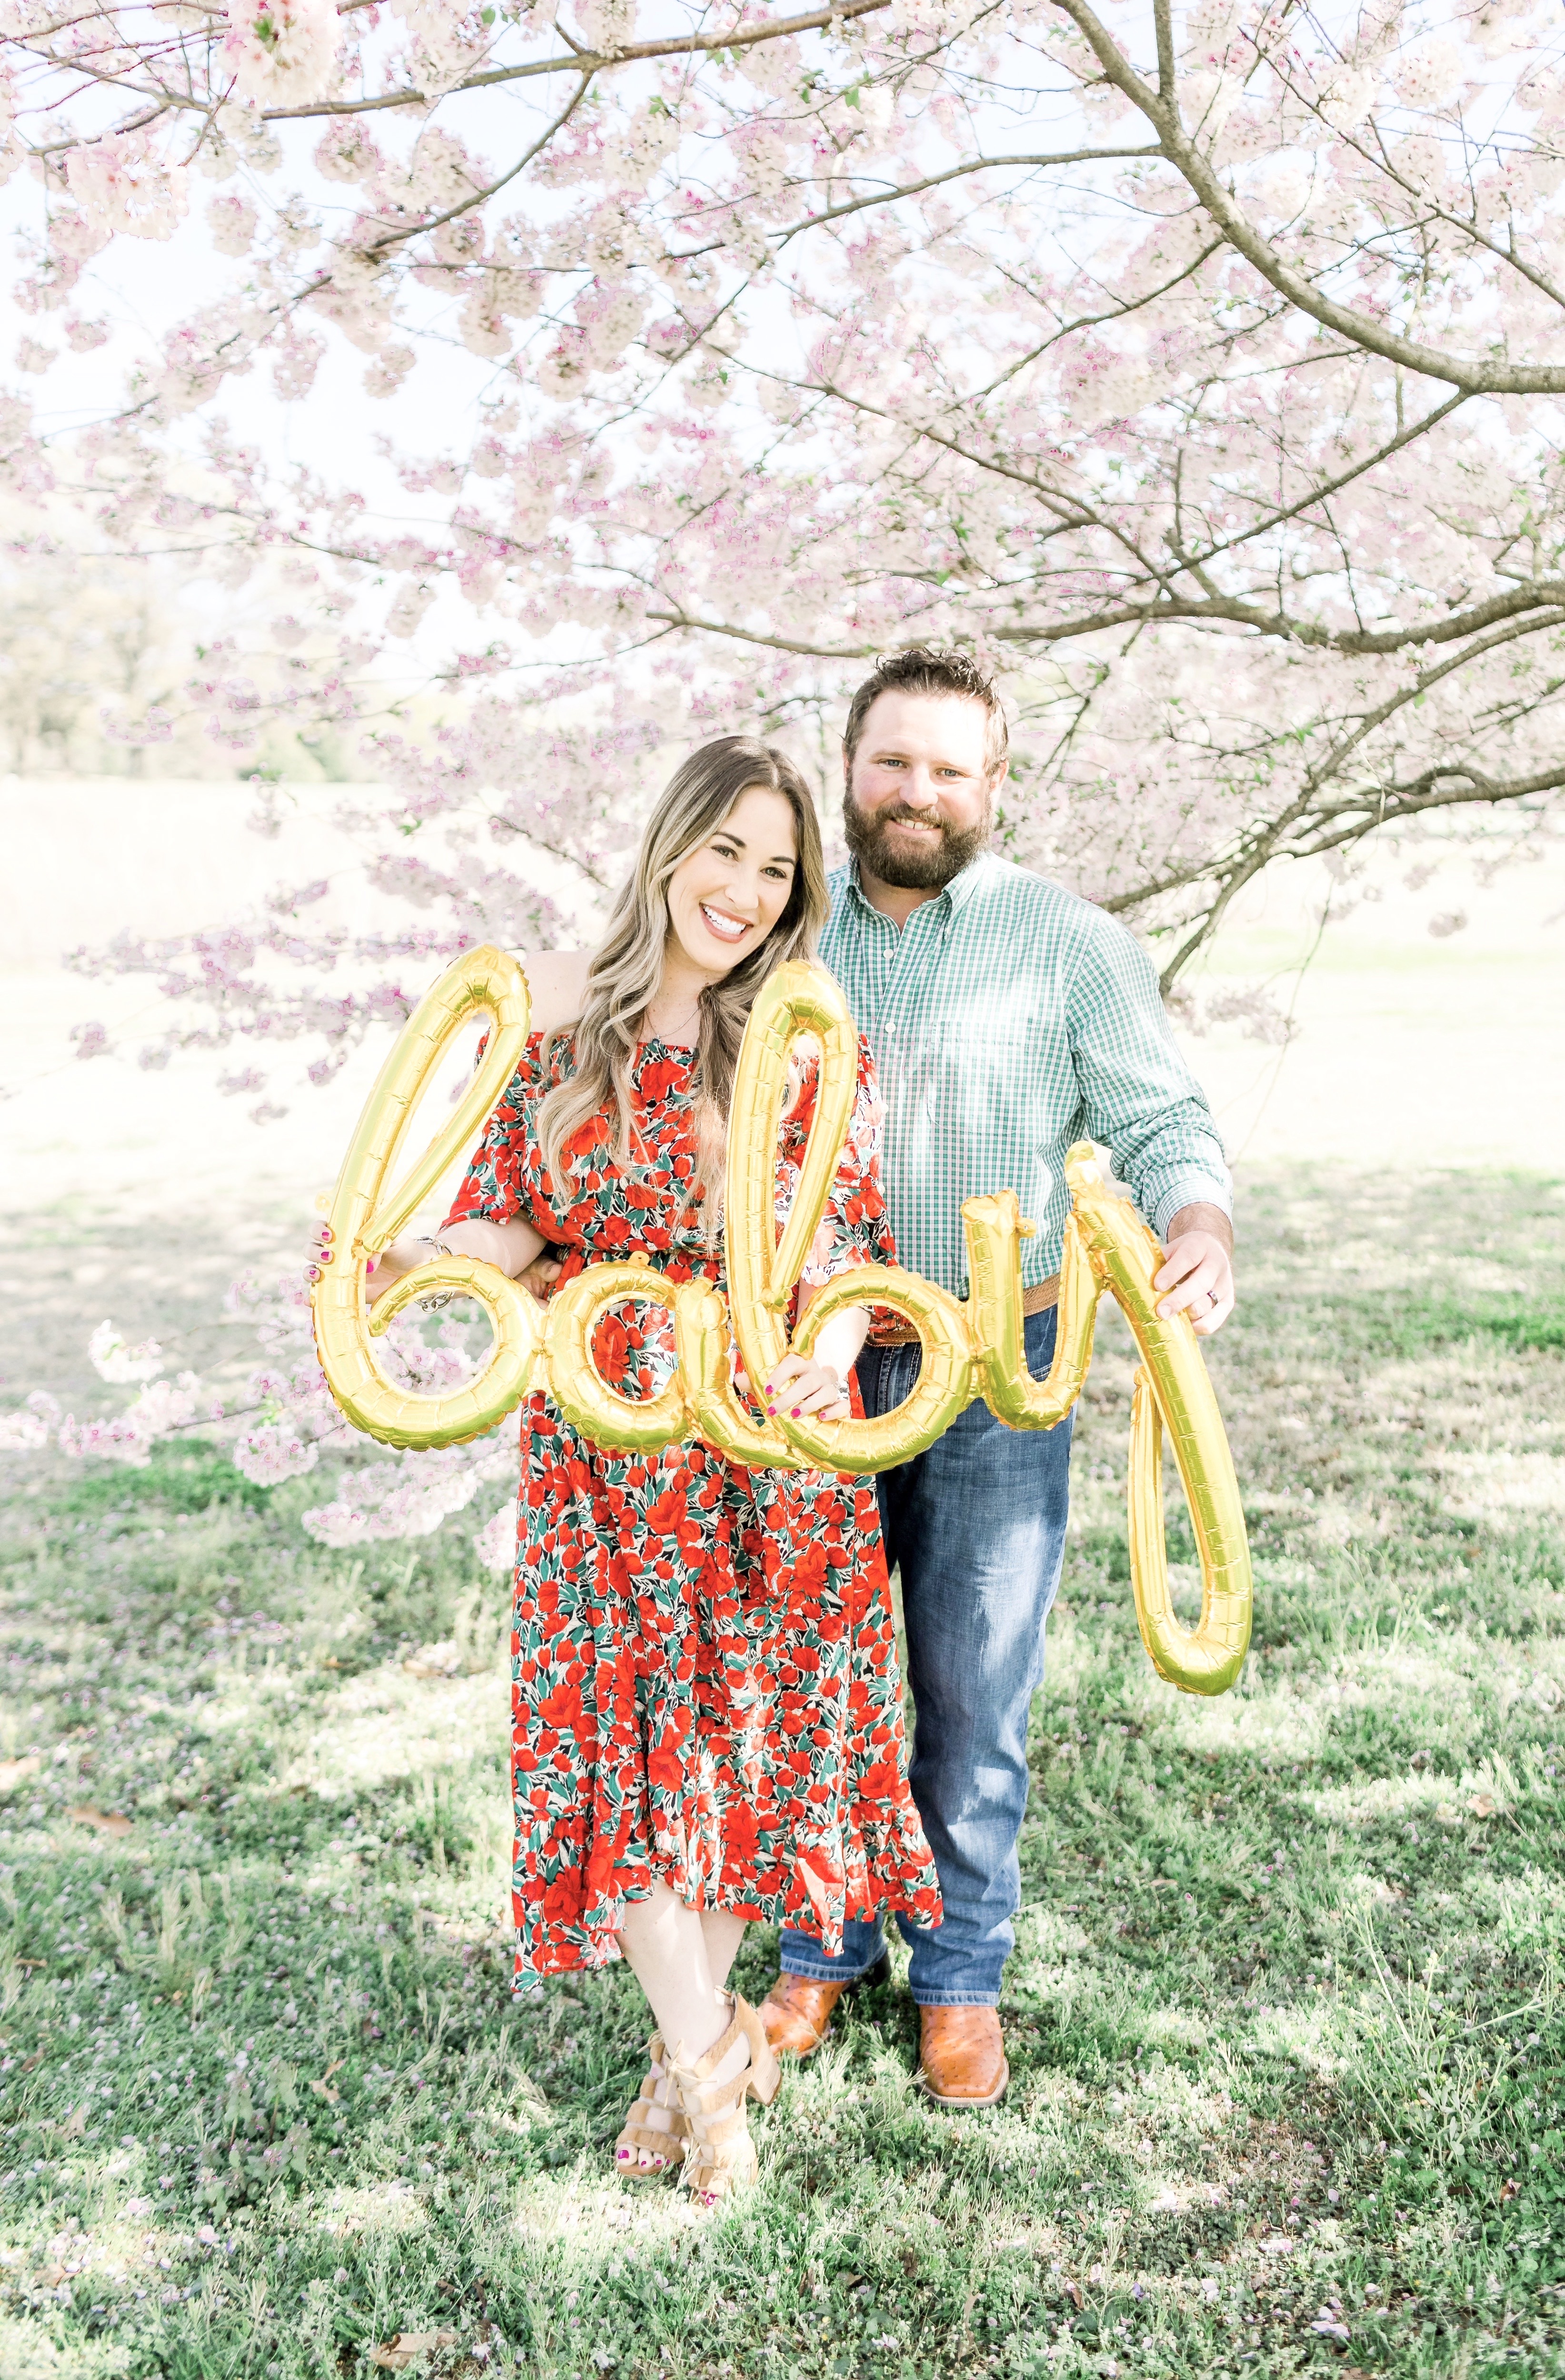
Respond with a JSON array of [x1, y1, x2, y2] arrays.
[[758, 1953, 891, 2058], [918, 2005, 1008, 2106]]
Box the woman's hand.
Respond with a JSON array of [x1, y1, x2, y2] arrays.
[[309, 1224, 430, 1308], [763, 1350, 852, 1425], [518, 1250, 564, 1300], [760, 1287, 870, 1424], [308, 1216, 551, 1307]]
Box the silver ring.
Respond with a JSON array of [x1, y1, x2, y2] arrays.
[[1206, 1288, 1221, 1309]]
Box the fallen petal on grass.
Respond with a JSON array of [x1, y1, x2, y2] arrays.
[[67, 1804, 132, 1835], [369, 2332, 458, 2371]]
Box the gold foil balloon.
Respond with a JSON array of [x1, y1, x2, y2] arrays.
[[963, 1189, 1098, 1430], [674, 1282, 809, 1474], [313, 946, 1253, 1695], [1066, 1146, 1252, 1694], [542, 1260, 692, 1454], [720, 960, 974, 1474], [786, 1264, 973, 1473], [311, 944, 543, 1449], [361, 1250, 545, 1449]]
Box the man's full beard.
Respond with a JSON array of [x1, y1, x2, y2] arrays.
[[842, 787, 992, 890]]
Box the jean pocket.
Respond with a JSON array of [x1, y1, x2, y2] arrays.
[[862, 1339, 924, 1416], [1023, 1309, 1061, 1383]]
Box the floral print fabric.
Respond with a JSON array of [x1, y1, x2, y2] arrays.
[[445, 1030, 942, 1982]]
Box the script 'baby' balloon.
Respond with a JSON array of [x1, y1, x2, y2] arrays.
[[312, 947, 1253, 1696]]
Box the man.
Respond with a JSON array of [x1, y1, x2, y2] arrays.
[[758, 647, 1235, 2106]]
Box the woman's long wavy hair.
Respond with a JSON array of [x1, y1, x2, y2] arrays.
[[536, 737, 828, 1227]]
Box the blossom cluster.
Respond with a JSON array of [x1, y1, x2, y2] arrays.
[[3, 1264, 518, 1571], [3, 0, 1559, 930], [3, 0, 1565, 1535]]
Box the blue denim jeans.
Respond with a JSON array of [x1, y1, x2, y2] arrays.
[[779, 1307, 1073, 2007]]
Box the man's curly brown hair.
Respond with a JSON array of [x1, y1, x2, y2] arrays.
[[842, 647, 1009, 781]]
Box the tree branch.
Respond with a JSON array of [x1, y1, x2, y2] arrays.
[[995, 575, 1565, 656], [676, 145, 1164, 259], [359, 75, 592, 258], [1153, 0, 1176, 103], [265, 0, 895, 120], [644, 606, 876, 658], [1047, 0, 1565, 396]]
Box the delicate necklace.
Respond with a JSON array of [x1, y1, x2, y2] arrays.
[[646, 1002, 702, 1046]]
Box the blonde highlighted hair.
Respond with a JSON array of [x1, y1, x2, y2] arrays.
[[536, 737, 828, 1220]]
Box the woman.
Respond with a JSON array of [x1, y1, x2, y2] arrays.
[[354, 738, 939, 2206]]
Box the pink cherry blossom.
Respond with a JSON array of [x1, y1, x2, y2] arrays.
[[222, 0, 341, 109], [88, 1323, 165, 1385], [3, 0, 1564, 1534], [64, 132, 189, 242], [472, 1500, 518, 1572], [231, 1423, 320, 1486]]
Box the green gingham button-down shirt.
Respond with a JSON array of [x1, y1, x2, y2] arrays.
[[819, 853, 1231, 1298]]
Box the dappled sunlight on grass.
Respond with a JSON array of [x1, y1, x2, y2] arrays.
[[0, 1165, 1562, 2375], [1435, 1450, 1565, 1515], [273, 1659, 509, 1800], [1309, 1773, 1460, 1827], [1154, 1679, 1333, 1763]]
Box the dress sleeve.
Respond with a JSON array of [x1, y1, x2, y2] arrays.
[[799, 1033, 898, 1286], [441, 1050, 539, 1231]]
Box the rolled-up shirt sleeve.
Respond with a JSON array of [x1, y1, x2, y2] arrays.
[[1067, 913, 1232, 1240]]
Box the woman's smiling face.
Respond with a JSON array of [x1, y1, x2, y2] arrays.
[[664, 784, 799, 983]]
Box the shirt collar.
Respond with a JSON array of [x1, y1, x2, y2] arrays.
[[843, 848, 995, 922]]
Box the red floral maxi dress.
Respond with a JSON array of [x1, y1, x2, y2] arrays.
[[443, 1030, 942, 1983]]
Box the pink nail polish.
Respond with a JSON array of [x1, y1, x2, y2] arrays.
[[307, 1266, 320, 1281], [790, 1407, 801, 1418], [319, 1248, 333, 1264]]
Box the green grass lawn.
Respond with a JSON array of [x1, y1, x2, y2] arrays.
[[2, 1168, 1564, 2380]]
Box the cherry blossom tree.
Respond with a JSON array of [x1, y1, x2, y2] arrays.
[[5, 0, 1565, 1518]]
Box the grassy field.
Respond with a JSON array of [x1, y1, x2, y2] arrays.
[[1, 1167, 1563, 2380]]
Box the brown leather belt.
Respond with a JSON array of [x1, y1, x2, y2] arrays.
[[867, 1273, 1060, 1347]]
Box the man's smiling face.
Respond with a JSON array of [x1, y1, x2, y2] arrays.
[[842, 688, 1000, 891]]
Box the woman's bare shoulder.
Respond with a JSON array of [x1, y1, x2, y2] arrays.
[[514, 947, 592, 1040]]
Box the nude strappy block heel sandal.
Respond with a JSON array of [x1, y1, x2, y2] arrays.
[[614, 2032, 688, 2180], [668, 1993, 781, 2208]]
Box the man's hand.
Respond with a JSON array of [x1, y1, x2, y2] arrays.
[[1153, 1202, 1235, 1337]]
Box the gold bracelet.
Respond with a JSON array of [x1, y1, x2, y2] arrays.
[[418, 1237, 458, 1310]]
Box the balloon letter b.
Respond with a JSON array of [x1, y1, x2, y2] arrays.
[[312, 944, 543, 1448], [722, 962, 973, 1474]]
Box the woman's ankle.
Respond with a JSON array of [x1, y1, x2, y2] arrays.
[[669, 1988, 740, 2072]]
